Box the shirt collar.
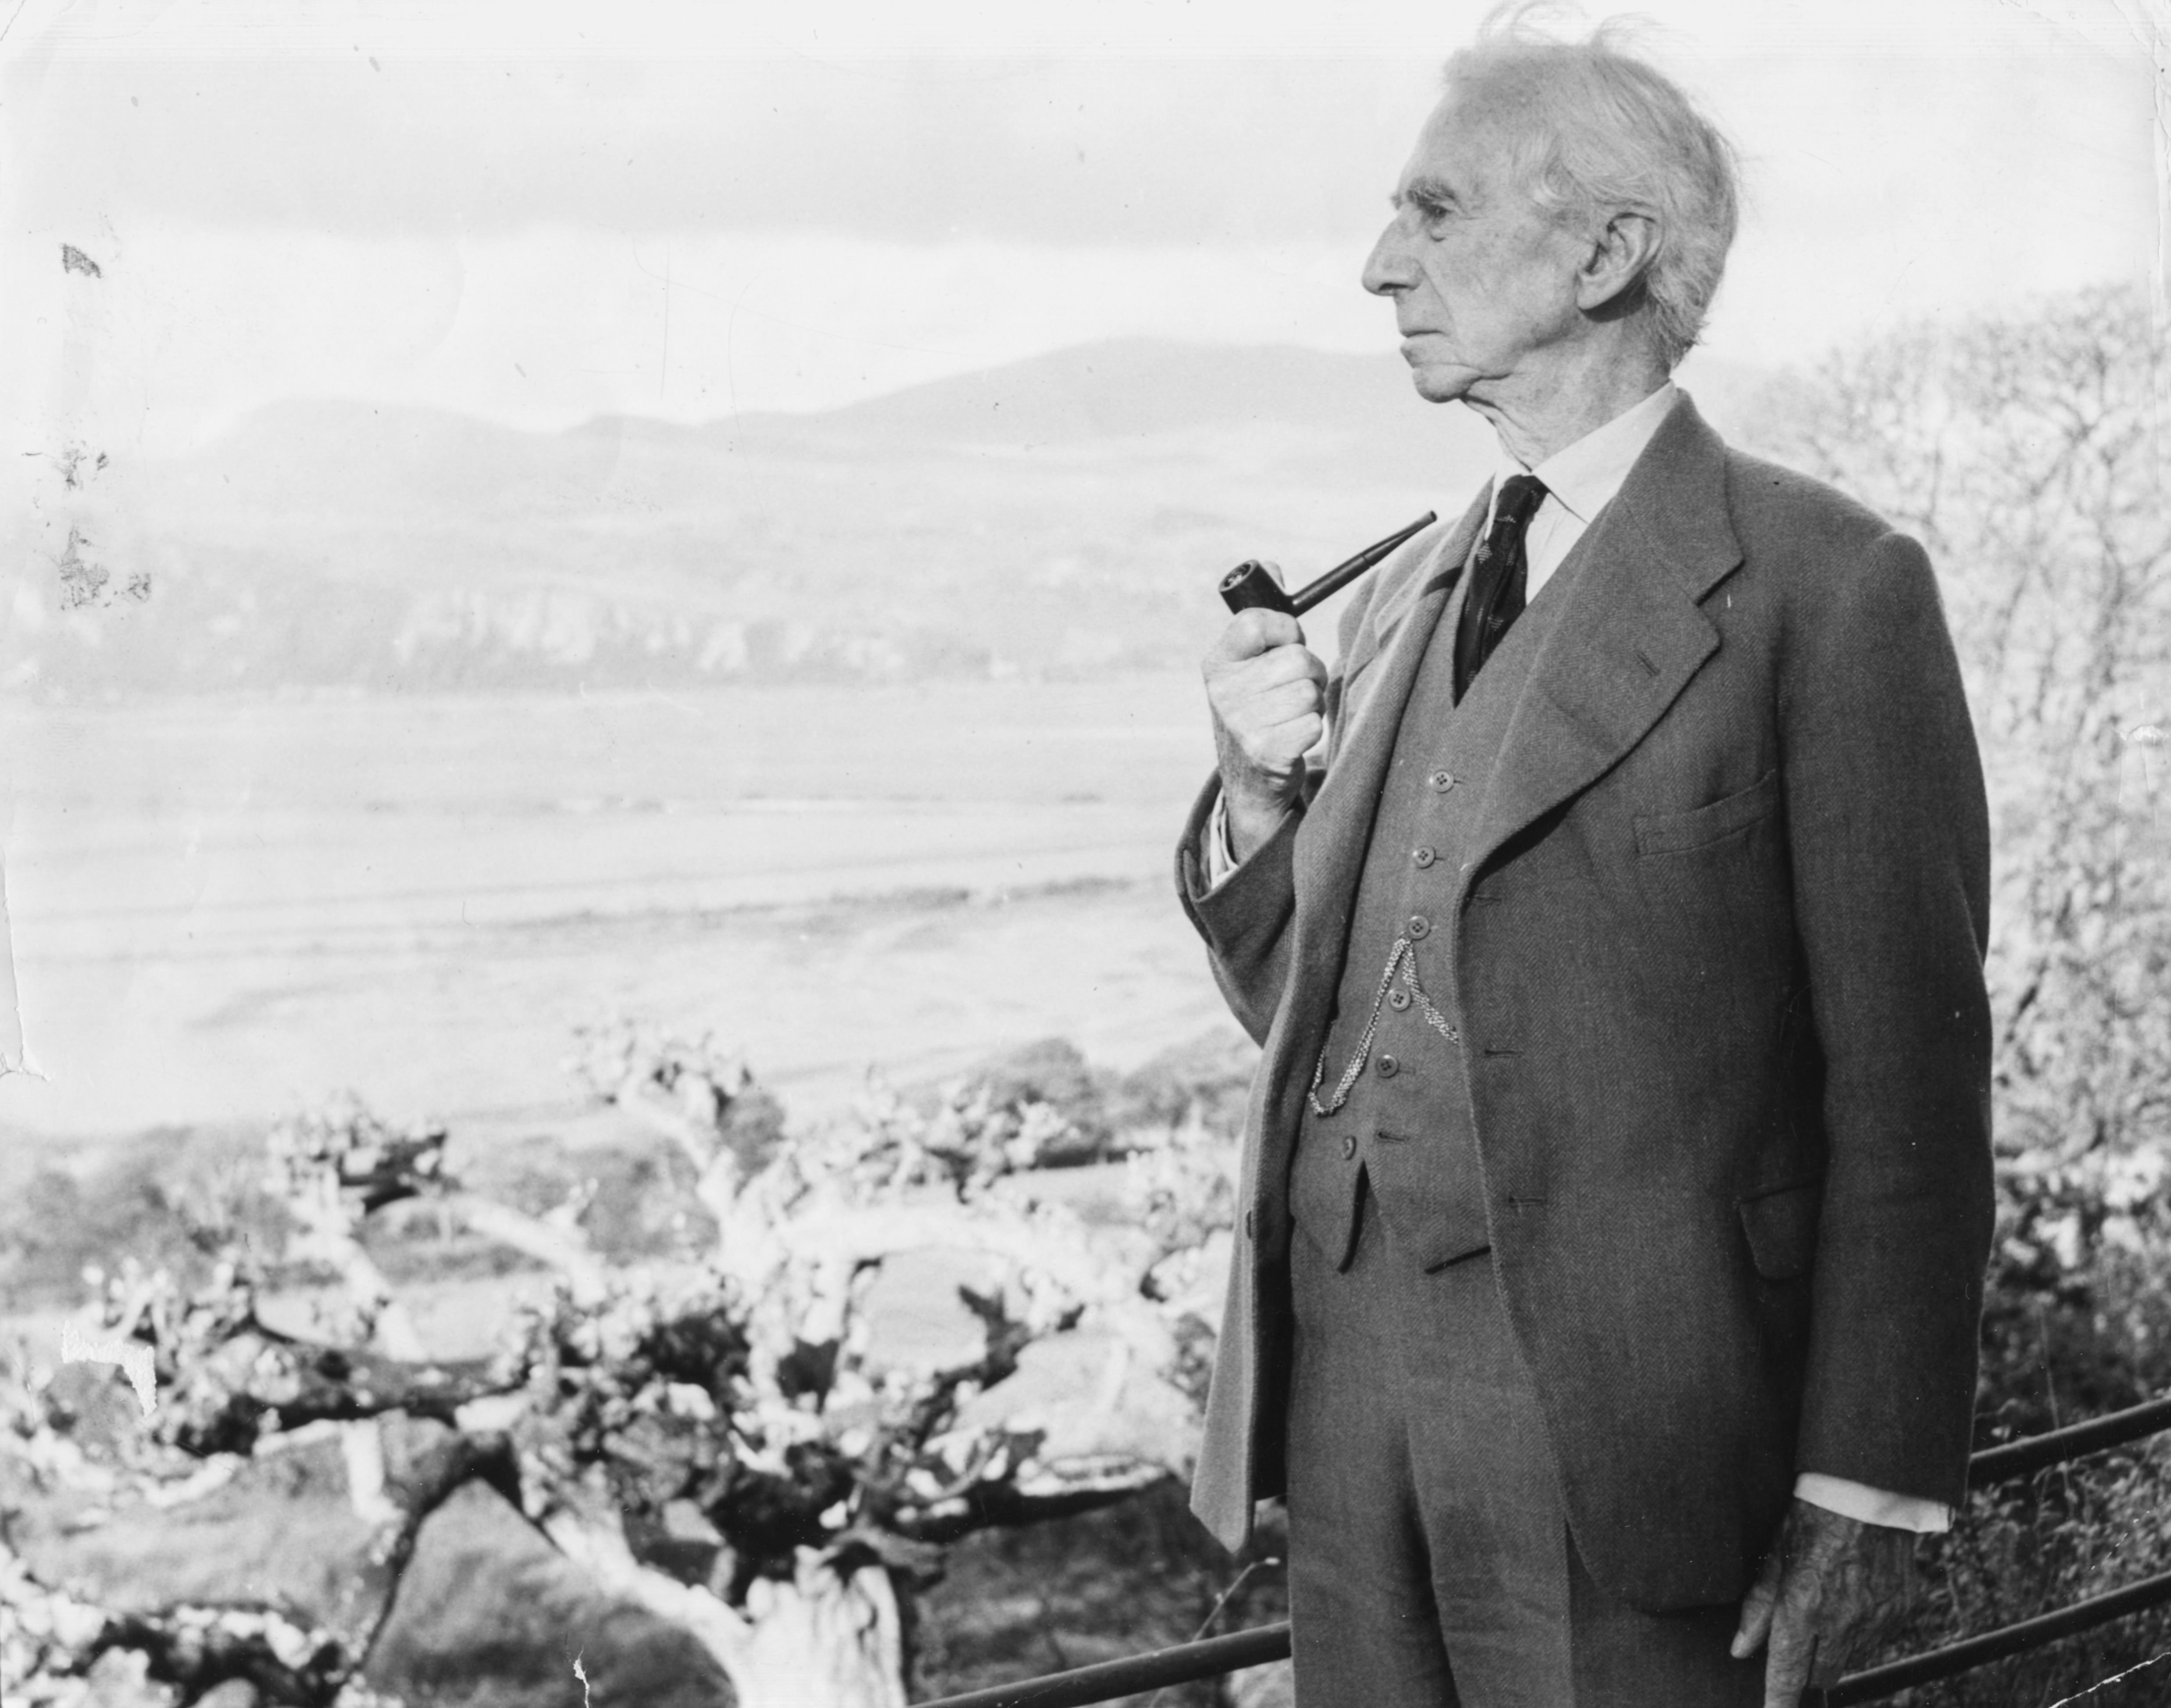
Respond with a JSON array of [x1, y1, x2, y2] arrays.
[[1490, 380, 1679, 526]]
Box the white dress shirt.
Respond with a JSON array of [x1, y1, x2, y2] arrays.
[[1203, 382, 1951, 1535], [1205, 379, 1682, 886], [1487, 378, 1680, 602]]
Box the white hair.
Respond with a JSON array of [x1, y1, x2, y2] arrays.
[[1446, 7, 1742, 369]]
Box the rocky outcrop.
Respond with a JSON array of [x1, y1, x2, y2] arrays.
[[365, 1480, 734, 1708]]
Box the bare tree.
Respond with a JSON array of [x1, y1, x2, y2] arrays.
[[1748, 285, 2171, 1171], [1, 1029, 1237, 1708]]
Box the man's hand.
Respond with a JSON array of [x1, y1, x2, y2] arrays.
[[1203, 591, 1328, 861], [1732, 1499, 1917, 1707]]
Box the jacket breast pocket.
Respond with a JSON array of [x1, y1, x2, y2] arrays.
[[1635, 768, 1781, 858], [1738, 1179, 1823, 1282]]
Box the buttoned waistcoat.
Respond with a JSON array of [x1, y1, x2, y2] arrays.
[[1174, 394, 1995, 1612], [1288, 521, 1558, 1273]]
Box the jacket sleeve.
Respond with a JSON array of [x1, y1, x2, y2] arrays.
[[1174, 771, 1311, 1046], [1780, 528, 1995, 1508]]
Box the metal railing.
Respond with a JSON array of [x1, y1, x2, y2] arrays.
[[922, 1393, 2171, 1708]]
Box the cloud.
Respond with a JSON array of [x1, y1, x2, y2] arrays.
[[10, 6, 2153, 249], [0, 0, 2154, 443], [7, 51, 1441, 243]]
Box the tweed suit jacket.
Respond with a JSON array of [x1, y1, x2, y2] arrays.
[[1174, 393, 1994, 1612]]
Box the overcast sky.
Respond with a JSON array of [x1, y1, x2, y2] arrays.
[[0, 0, 2161, 454]]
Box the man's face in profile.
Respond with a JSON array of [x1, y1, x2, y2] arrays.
[[1363, 88, 1589, 406]]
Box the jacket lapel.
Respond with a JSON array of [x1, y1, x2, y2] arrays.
[[1239, 490, 1490, 1233], [1279, 494, 1484, 1048], [1336, 486, 1491, 704], [1250, 495, 1485, 1137], [1454, 393, 1743, 900]]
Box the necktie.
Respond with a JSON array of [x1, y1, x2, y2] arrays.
[[1453, 472, 1548, 701]]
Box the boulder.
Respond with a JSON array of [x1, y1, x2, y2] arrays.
[[948, 1309, 1195, 1470], [79, 1647, 180, 1707], [853, 1248, 1007, 1375], [40, 1362, 149, 1461], [364, 1480, 734, 1708], [10, 1413, 490, 1659]]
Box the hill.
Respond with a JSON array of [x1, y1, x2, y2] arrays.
[[8, 340, 1769, 696]]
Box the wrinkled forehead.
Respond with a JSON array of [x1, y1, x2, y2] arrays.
[[1400, 81, 1537, 207]]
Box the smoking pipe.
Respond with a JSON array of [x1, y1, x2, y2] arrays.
[[1218, 511, 1439, 618]]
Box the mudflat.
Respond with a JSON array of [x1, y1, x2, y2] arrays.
[[0, 675, 1233, 1153]]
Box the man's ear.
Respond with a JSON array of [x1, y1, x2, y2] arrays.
[[1576, 210, 1660, 312]]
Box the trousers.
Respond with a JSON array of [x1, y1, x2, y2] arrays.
[[1284, 1176, 1766, 1708]]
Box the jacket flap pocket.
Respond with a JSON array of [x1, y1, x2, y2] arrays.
[[1636, 768, 1781, 857], [1738, 1180, 1822, 1281]]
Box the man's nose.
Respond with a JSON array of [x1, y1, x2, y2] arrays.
[[1361, 218, 1414, 297]]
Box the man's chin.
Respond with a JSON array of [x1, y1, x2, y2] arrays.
[[1400, 356, 1476, 405]]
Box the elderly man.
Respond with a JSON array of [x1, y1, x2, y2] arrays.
[[1178, 18, 1992, 1708]]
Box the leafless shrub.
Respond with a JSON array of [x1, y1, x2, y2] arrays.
[[1749, 284, 2171, 1706]]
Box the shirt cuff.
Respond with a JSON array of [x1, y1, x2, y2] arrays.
[[1203, 791, 1241, 892], [1794, 1473, 1952, 1534]]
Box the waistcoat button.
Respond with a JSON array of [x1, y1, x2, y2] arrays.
[[1407, 915, 1431, 939], [1413, 846, 1437, 868], [1428, 770, 1456, 792], [1376, 1053, 1400, 1078], [1340, 1134, 1358, 1159], [1388, 989, 1410, 1011]]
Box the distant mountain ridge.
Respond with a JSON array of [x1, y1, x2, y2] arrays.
[[673, 341, 1437, 448], [208, 340, 1443, 473], [13, 340, 1776, 698]]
